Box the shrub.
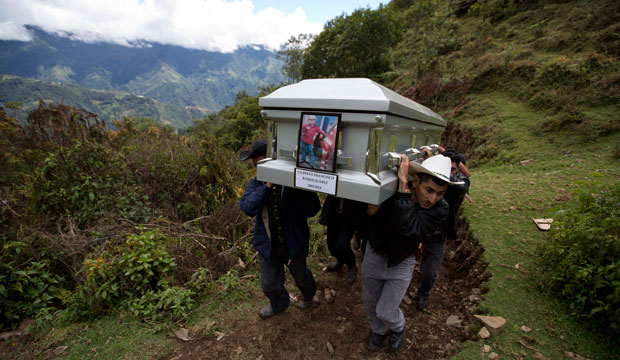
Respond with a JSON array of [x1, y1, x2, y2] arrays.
[[26, 139, 149, 228], [66, 230, 193, 321], [539, 176, 620, 336], [0, 242, 67, 329]]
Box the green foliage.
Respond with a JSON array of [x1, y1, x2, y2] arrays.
[[302, 6, 401, 79], [66, 230, 193, 320], [277, 34, 315, 83], [0, 242, 66, 329], [0, 101, 249, 326], [392, 0, 460, 78], [4, 101, 22, 110], [187, 88, 279, 151], [113, 118, 241, 219], [468, 0, 521, 23], [187, 268, 215, 294], [539, 177, 620, 335], [28, 140, 149, 228]]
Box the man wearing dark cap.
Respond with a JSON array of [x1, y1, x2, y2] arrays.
[[239, 139, 320, 319]]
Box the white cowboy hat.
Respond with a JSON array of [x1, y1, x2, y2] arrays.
[[409, 155, 465, 185]]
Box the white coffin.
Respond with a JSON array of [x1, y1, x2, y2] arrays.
[[257, 78, 445, 204]]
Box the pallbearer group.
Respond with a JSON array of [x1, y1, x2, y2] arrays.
[[239, 139, 471, 352]]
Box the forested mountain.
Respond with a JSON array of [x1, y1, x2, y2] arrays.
[[0, 26, 284, 115], [0, 75, 207, 128]]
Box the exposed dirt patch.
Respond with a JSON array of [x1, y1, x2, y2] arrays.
[[440, 121, 477, 163], [168, 218, 488, 359]]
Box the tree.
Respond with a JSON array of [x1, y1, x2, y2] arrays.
[[301, 6, 401, 79], [277, 34, 315, 83]]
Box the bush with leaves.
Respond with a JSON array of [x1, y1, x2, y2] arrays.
[[1, 101, 249, 325], [66, 230, 193, 321], [0, 242, 67, 329], [539, 176, 620, 336]]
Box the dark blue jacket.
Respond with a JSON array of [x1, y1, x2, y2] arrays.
[[239, 177, 321, 260]]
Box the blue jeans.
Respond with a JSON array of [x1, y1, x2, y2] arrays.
[[300, 141, 315, 167], [417, 239, 446, 306], [259, 253, 317, 313]]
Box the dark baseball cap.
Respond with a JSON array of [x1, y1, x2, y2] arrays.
[[238, 139, 267, 161]]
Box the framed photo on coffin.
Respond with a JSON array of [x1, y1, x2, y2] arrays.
[[296, 112, 341, 173]]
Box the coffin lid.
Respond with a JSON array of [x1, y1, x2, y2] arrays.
[[259, 78, 445, 126]]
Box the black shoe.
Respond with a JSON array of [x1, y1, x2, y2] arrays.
[[326, 261, 343, 272], [259, 304, 281, 319], [389, 329, 405, 351], [416, 296, 428, 311], [346, 266, 357, 284], [368, 332, 386, 351], [299, 297, 313, 310]]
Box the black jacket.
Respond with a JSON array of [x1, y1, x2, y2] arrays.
[[318, 196, 366, 227], [442, 172, 470, 241], [365, 192, 449, 267], [239, 177, 321, 260]]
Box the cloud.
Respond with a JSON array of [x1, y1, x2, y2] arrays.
[[0, 0, 323, 52]]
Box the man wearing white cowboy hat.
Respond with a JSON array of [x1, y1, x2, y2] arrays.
[[361, 153, 461, 352]]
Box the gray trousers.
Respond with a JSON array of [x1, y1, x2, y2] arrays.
[[362, 245, 416, 335]]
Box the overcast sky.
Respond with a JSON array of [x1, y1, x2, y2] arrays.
[[0, 0, 385, 53]]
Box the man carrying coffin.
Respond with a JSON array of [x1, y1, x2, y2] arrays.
[[361, 154, 462, 352], [239, 139, 321, 319]]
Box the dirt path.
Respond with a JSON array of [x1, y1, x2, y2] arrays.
[[168, 220, 487, 360]]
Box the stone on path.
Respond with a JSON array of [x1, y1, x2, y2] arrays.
[[474, 315, 506, 336], [446, 315, 462, 327], [173, 328, 190, 341], [403, 295, 413, 305], [489, 352, 499, 359], [469, 294, 480, 302], [483, 345, 491, 353], [326, 340, 334, 354], [325, 288, 334, 304], [478, 326, 491, 339]]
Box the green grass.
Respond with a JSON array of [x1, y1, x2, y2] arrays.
[[41, 318, 174, 360], [451, 92, 620, 359], [19, 278, 265, 360]]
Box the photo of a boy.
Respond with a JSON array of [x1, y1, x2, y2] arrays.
[[299, 114, 325, 168]]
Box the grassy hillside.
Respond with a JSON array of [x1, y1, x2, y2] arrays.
[[383, 0, 620, 358], [0, 75, 210, 128]]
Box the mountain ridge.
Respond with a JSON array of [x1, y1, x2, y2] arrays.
[[0, 74, 208, 128], [0, 26, 284, 114]]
